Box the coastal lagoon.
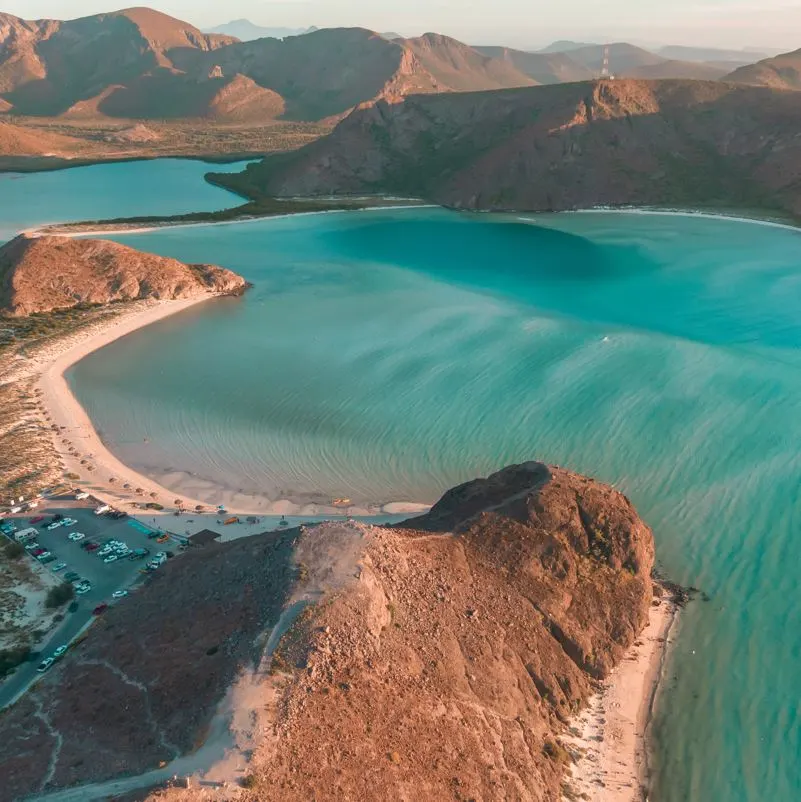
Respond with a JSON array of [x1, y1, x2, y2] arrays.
[[6, 157, 800, 800], [0, 158, 251, 242]]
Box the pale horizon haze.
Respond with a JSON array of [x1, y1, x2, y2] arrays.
[[3, 0, 800, 50]]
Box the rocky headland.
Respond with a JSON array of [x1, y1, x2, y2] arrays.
[[0, 462, 660, 801], [0, 234, 248, 316], [216, 78, 801, 220]]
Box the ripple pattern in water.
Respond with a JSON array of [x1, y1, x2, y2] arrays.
[[69, 207, 801, 801]]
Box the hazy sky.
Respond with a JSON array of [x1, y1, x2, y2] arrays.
[[6, 0, 801, 49]]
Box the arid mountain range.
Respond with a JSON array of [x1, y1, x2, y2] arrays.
[[0, 235, 248, 316], [217, 79, 801, 219], [0, 6, 795, 123], [0, 462, 656, 801]]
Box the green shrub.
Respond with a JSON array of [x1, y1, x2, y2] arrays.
[[46, 582, 75, 609], [241, 774, 258, 789], [4, 541, 25, 560]]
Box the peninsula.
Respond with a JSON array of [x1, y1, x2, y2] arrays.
[[0, 463, 677, 802]]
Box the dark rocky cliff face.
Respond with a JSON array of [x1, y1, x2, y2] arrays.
[[219, 78, 801, 218], [0, 462, 656, 801], [0, 234, 248, 316]]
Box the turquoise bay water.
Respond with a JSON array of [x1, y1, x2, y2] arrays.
[[0, 154, 791, 802], [64, 207, 801, 802], [0, 158, 251, 242]]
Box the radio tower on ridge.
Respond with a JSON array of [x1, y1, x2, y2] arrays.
[[601, 45, 610, 79]]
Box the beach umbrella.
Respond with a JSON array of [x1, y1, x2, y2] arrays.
[[195, 505, 204, 512], [149, 492, 158, 499], [135, 487, 144, 495], [123, 483, 131, 489]]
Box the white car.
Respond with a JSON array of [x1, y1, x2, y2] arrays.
[[103, 554, 118, 564], [36, 657, 54, 673], [62, 518, 77, 526], [52, 645, 68, 659], [112, 590, 128, 599], [52, 562, 67, 572], [76, 583, 92, 594], [36, 551, 52, 560], [68, 532, 85, 542], [46, 521, 63, 530]]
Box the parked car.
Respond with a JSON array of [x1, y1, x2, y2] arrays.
[[29, 515, 44, 524], [64, 572, 80, 582], [103, 555, 118, 564], [52, 645, 68, 659], [98, 547, 113, 557], [52, 562, 67, 572], [75, 491, 90, 500], [129, 548, 150, 560], [85, 543, 99, 552], [46, 521, 63, 531], [31, 547, 46, 557], [52, 513, 63, 521], [76, 583, 92, 595], [39, 554, 56, 564], [112, 590, 128, 599], [68, 532, 85, 542], [62, 518, 77, 526], [92, 604, 108, 615], [68, 601, 79, 612], [156, 535, 169, 544], [36, 657, 54, 673], [25, 542, 41, 552]]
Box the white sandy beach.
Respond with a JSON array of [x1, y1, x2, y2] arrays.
[[563, 594, 678, 802], [14, 297, 429, 537]]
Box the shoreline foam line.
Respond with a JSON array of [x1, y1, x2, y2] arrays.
[[24, 298, 430, 536]]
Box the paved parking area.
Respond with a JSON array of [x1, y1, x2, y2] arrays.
[[8, 505, 169, 607]]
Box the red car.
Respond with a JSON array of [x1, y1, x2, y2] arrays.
[[31, 547, 46, 556], [84, 542, 99, 552], [92, 604, 108, 616], [30, 515, 44, 524]]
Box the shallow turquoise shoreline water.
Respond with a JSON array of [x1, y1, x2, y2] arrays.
[[4, 159, 801, 800], [0, 158, 251, 242]]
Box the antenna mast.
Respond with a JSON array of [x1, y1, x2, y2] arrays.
[[601, 45, 610, 79]]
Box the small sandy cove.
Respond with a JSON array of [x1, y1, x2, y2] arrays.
[[563, 594, 678, 802], [17, 298, 428, 537]]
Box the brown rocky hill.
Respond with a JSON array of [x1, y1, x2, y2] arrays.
[[0, 6, 236, 117], [216, 79, 801, 218], [170, 27, 534, 121], [399, 33, 536, 91], [474, 45, 593, 84], [0, 12, 535, 122], [0, 235, 248, 316], [724, 47, 801, 90], [0, 462, 655, 801]]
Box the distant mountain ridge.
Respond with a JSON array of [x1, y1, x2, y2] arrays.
[[0, 11, 535, 121], [0, 7, 787, 122], [203, 19, 317, 41]]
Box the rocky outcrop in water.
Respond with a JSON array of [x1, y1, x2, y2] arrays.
[[0, 462, 654, 801], [0, 234, 249, 316]]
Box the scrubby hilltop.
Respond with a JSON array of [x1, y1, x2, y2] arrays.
[[0, 235, 248, 316], [217, 78, 801, 218], [0, 462, 655, 801], [724, 47, 801, 90]]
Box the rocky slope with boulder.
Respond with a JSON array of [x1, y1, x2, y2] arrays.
[[0, 462, 656, 801], [0, 235, 248, 316], [217, 78, 801, 218]]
